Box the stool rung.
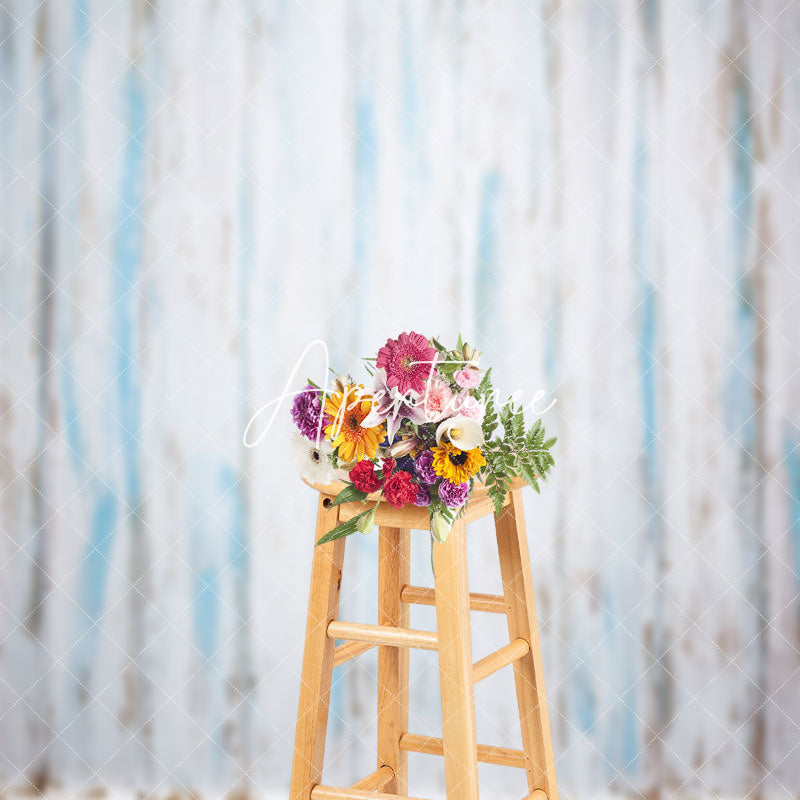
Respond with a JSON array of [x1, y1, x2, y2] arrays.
[[350, 765, 394, 791], [332, 640, 375, 667], [327, 620, 438, 650], [311, 786, 430, 800], [400, 584, 507, 614], [473, 637, 530, 683], [524, 792, 548, 800], [399, 733, 527, 768]]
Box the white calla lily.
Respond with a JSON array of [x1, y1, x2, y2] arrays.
[[435, 415, 484, 450]]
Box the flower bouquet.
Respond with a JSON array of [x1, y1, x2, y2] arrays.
[[290, 331, 556, 547]]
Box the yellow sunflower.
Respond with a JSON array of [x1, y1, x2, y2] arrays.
[[324, 384, 384, 463], [431, 442, 486, 484]]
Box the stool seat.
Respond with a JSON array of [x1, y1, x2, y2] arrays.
[[302, 475, 528, 502], [289, 479, 559, 800], [302, 475, 528, 530]]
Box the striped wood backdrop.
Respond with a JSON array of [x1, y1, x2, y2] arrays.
[[1, 1, 799, 798]]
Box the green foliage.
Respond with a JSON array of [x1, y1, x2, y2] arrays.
[[316, 506, 375, 545], [428, 494, 455, 527], [315, 483, 374, 544], [425, 350, 557, 517], [476, 369, 499, 440], [481, 399, 557, 515], [429, 333, 472, 380], [330, 483, 369, 506], [428, 494, 463, 544], [435, 360, 460, 381]]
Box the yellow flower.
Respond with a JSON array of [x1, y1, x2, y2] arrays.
[[324, 384, 384, 463], [431, 442, 486, 484]]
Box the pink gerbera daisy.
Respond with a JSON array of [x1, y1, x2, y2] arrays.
[[376, 332, 436, 395]]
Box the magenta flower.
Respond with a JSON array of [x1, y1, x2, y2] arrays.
[[376, 331, 436, 395]]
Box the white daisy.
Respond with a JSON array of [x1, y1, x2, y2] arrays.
[[291, 430, 336, 484]]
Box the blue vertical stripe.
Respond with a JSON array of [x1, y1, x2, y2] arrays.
[[113, 64, 152, 774], [400, 3, 430, 290], [193, 565, 221, 663], [72, 489, 118, 681], [59, 0, 92, 474], [724, 77, 756, 442], [400, 5, 420, 159], [633, 137, 659, 496], [335, 82, 380, 737], [353, 90, 378, 287], [726, 72, 768, 777], [187, 482, 223, 768], [114, 68, 146, 513], [624, 29, 663, 772], [74, 0, 90, 45], [475, 170, 503, 352], [73, 68, 148, 676]]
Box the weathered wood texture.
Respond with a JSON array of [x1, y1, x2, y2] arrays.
[[0, 1, 798, 799]]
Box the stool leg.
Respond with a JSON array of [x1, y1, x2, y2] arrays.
[[289, 497, 346, 800], [433, 518, 480, 800], [377, 526, 411, 793], [495, 490, 558, 800]]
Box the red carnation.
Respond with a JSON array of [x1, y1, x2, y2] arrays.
[[349, 459, 383, 493], [381, 458, 396, 479], [383, 470, 418, 509]]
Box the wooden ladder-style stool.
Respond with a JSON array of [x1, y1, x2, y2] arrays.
[[289, 476, 558, 800]]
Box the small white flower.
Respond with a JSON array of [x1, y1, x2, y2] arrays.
[[291, 430, 336, 484], [435, 415, 484, 451]]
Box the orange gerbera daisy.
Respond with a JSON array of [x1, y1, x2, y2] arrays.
[[324, 384, 385, 463]]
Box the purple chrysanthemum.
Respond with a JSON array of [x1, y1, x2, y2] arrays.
[[414, 450, 437, 485], [438, 479, 470, 508], [291, 385, 329, 440], [413, 485, 431, 507]]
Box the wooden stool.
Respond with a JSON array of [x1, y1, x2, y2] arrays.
[[289, 477, 559, 800]]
